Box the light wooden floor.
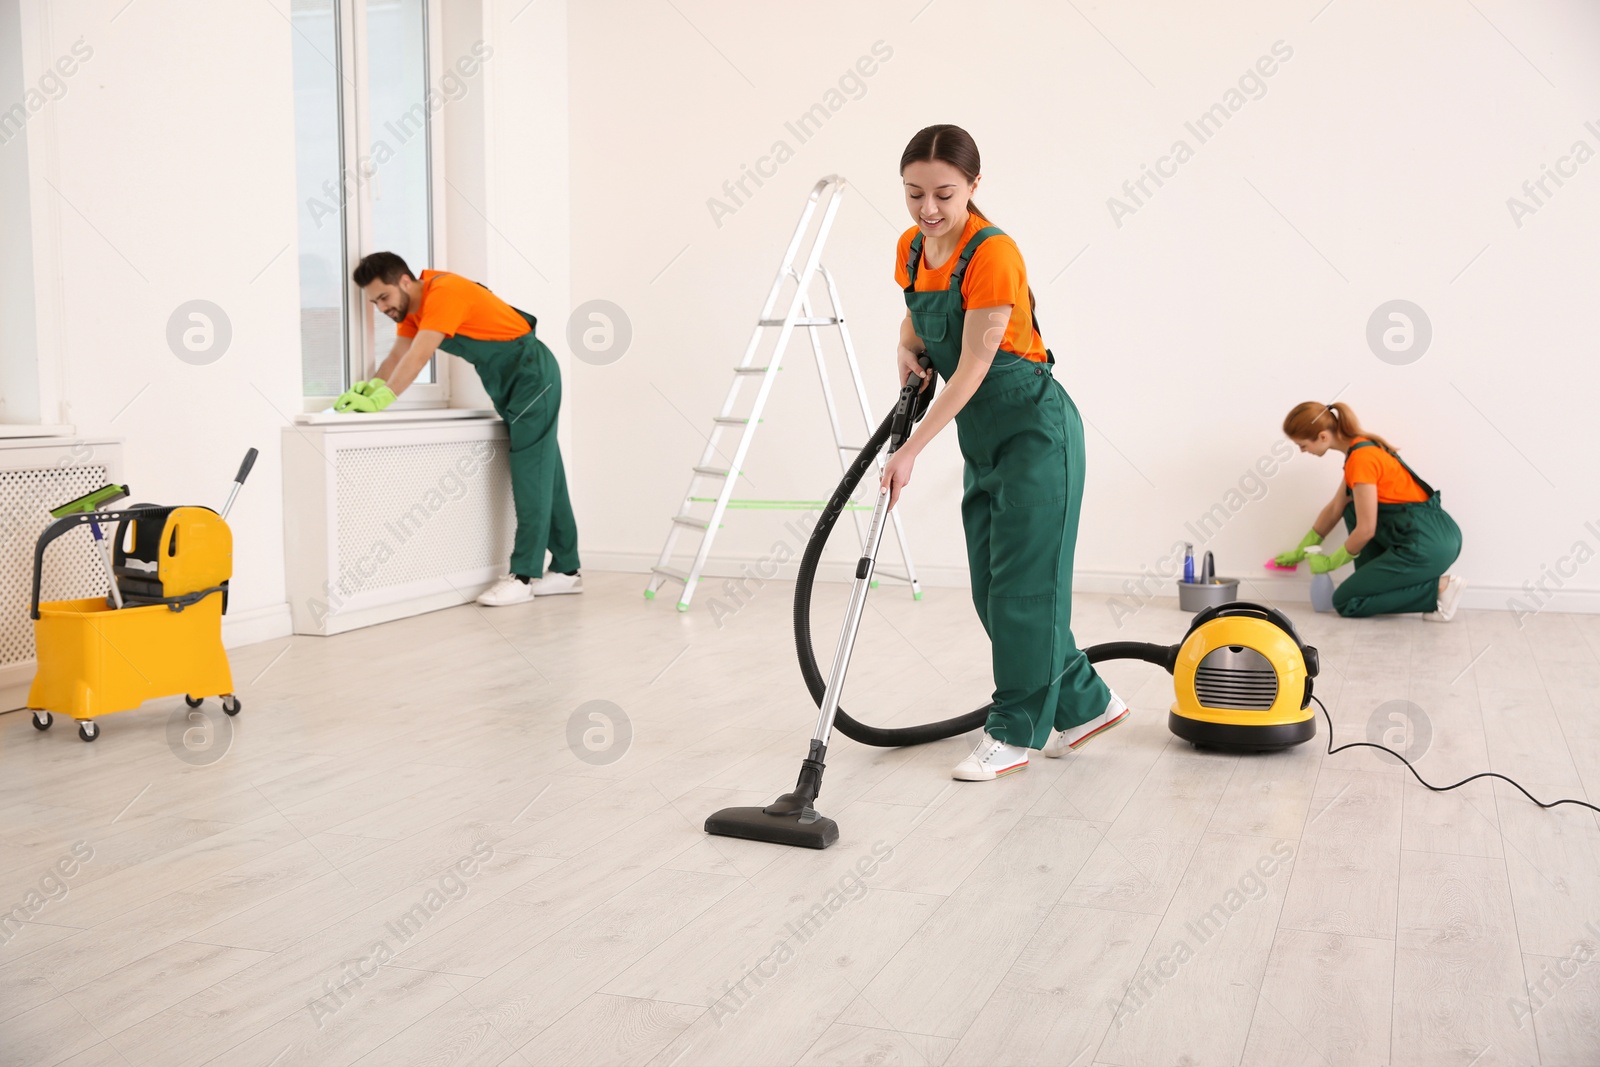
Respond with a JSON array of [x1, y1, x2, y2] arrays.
[[2, 570, 1598, 1066]]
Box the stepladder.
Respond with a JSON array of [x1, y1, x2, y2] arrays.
[[645, 175, 923, 613]]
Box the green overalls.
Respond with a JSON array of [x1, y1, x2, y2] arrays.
[[439, 310, 580, 579], [1332, 441, 1460, 617], [904, 226, 1110, 748]]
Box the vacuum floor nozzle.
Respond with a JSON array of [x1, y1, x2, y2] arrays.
[[705, 804, 839, 850]]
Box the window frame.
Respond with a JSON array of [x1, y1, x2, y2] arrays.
[[303, 0, 451, 412]]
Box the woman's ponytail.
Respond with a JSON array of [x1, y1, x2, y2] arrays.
[[1282, 401, 1400, 453]]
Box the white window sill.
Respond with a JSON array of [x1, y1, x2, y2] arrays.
[[294, 408, 498, 427], [0, 424, 76, 439]]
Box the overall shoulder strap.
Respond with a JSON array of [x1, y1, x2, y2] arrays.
[[462, 278, 535, 332], [1345, 440, 1437, 497], [1387, 449, 1437, 498], [904, 234, 924, 291], [949, 225, 1003, 288], [950, 226, 1048, 352]]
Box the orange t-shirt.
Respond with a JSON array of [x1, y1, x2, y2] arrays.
[[1344, 440, 1429, 504], [396, 270, 530, 342], [894, 214, 1047, 362]]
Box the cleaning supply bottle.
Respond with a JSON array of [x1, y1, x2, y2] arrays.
[[1183, 543, 1195, 584], [1304, 546, 1336, 613]]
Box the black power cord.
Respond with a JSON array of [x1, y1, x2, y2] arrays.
[[1312, 695, 1600, 815]]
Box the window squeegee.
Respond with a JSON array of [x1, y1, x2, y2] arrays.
[[49, 484, 131, 609]]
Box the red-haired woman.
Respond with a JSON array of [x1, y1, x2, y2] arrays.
[[879, 125, 1126, 782], [1274, 402, 1464, 620]]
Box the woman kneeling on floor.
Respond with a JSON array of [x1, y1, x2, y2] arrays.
[[1274, 401, 1465, 621]]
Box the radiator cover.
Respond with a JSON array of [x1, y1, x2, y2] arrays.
[[283, 420, 514, 635]]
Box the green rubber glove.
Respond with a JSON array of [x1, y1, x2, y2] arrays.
[[1307, 545, 1354, 574], [333, 379, 379, 412], [365, 379, 396, 409], [1273, 528, 1324, 568], [344, 378, 397, 413]]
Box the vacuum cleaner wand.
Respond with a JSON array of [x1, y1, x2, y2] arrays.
[[704, 359, 935, 849], [810, 356, 931, 754]]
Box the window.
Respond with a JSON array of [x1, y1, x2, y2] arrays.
[[291, 0, 447, 407]]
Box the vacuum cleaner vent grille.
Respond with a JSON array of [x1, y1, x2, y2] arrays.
[[1194, 646, 1279, 710], [1195, 668, 1279, 710]]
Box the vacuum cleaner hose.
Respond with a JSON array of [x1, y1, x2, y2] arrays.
[[792, 406, 1174, 748]]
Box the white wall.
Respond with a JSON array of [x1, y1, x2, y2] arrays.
[[13, 0, 303, 642], [454, 0, 571, 416], [565, 0, 1600, 616]]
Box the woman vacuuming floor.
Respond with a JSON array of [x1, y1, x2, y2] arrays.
[[878, 124, 1126, 783], [1274, 401, 1465, 620]]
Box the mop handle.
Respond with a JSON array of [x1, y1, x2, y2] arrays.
[[220, 447, 258, 520], [86, 519, 124, 609]]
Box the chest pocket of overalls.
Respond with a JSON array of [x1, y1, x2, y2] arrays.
[[911, 310, 948, 343]]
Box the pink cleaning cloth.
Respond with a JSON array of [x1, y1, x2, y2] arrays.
[[1263, 559, 1298, 573]]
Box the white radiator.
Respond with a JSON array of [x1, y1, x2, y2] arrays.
[[0, 436, 124, 697], [282, 418, 514, 635]]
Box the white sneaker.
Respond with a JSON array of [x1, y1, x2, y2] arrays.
[[530, 571, 583, 597], [952, 733, 1029, 781], [1423, 575, 1465, 622], [1042, 691, 1130, 758], [476, 575, 536, 606]]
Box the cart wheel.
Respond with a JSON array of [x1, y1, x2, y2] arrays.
[[31, 711, 52, 731], [221, 695, 241, 716], [185, 695, 203, 708], [78, 721, 99, 742]]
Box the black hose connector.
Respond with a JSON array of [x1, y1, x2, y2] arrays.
[[1085, 640, 1178, 674], [764, 740, 829, 814]]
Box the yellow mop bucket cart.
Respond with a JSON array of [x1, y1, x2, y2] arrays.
[[26, 450, 256, 742]]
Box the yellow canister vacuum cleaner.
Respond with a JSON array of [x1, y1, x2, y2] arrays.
[[1166, 602, 1319, 751], [26, 449, 257, 742], [706, 360, 1324, 848]]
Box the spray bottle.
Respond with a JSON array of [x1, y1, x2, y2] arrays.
[[1304, 546, 1336, 613]]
